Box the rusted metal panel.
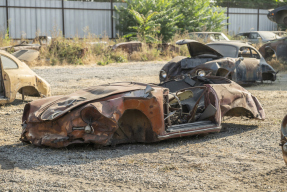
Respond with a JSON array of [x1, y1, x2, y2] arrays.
[[112, 41, 142, 54]]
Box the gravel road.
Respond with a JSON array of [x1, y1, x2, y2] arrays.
[[1, 61, 287, 191]]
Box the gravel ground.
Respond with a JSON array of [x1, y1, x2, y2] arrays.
[[1, 61, 287, 191]]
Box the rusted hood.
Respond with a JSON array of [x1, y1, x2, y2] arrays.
[[176, 39, 223, 58], [24, 82, 153, 123]]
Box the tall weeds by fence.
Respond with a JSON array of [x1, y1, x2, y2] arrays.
[[0, 31, 285, 71], [1, 31, 191, 66]]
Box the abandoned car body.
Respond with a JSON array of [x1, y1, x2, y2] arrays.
[[20, 77, 265, 148], [235, 31, 279, 44], [0, 50, 51, 104], [280, 115, 287, 165], [268, 5, 287, 26], [259, 36, 287, 61], [159, 40, 276, 84], [189, 32, 230, 42]]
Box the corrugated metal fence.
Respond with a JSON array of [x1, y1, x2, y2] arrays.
[[0, 0, 124, 39], [226, 8, 277, 35], [0, 0, 278, 39]]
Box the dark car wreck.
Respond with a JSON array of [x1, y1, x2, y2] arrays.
[[259, 36, 287, 61], [20, 76, 265, 148], [280, 115, 287, 165], [159, 40, 276, 84], [268, 5, 287, 26]]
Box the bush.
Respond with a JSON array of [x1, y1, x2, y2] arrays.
[[45, 38, 85, 64]]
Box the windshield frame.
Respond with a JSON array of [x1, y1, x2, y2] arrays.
[[206, 44, 238, 58]]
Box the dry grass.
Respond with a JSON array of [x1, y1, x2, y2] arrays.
[[3, 30, 287, 71], [267, 59, 287, 71]]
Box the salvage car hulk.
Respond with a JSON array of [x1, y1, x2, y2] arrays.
[[159, 40, 276, 84], [20, 76, 265, 148]]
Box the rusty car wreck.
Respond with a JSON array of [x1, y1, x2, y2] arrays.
[[159, 40, 276, 84], [20, 76, 265, 148], [259, 36, 287, 61], [0, 50, 51, 104]]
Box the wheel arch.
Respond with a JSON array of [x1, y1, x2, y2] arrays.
[[111, 109, 158, 145], [18, 86, 41, 97]]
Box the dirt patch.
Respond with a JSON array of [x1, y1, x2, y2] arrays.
[[0, 62, 287, 191]]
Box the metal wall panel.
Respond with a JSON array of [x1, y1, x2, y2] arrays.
[[8, 7, 62, 38], [0, 7, 6, 35], [0, 0, 5, 6], [8, 0, 62, 8], [64, 9, 112, 38], [63, 2, 124, 38], [228, 14, 258, 35], [64, 1, 110, 9], [226, 8, 277, 35], [259, 15, 277, 31]]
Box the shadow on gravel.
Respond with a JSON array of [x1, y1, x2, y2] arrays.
[[0, 155, 15, 170], [0, 122, 258, 170], [243, 73, 287, 91], [0, 99, 32, 107]]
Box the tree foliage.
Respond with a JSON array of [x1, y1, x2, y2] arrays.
[[115, 0, 227, 42], [176, 0, 227, 32], [124, 10, 160, 42]]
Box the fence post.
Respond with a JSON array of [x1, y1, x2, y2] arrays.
[[62, 0, 65, 37], [111, 0, 114, 38], [257, 9, 259, 31], [226, 6, 229, 33], [5, 0, 8, 36]]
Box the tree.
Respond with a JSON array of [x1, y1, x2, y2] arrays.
[[115, 0, 228, 42], [115, 0, 183, 42], [176, 0, 227, 32], [124, 9, 160, 42]]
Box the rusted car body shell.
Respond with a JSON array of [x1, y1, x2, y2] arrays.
[[259, 37, 287, 61], [112, 41, 142, 53], [20, 80, 265, 148], [160, 40, 276, 84], [0, 50, 51, 104], [280, 115, 287, 165]]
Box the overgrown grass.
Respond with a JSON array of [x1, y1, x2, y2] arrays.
[[0, 30, 193, 66], [267, 59, 287, 71], [0, 29, 12, 47]]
